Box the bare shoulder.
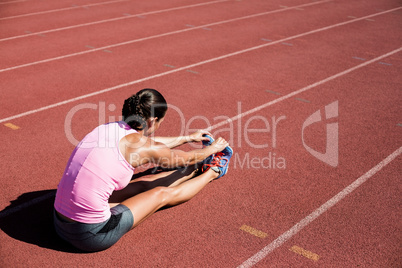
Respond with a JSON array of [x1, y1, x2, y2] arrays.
[[124, 132, 145, 144], [118, 134, 168, 167], [120, 133, 150, 153]]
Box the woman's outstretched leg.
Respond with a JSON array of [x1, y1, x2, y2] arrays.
[[109, 165, 198, 205], [121, 169, 219, 228]]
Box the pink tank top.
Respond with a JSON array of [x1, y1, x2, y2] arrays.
[[54, 121, 137, 223]]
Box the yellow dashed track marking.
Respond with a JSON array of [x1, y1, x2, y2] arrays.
[[289, 245, 320, 261], [4, 123, 20, 130], [240, 224, 268, 238]]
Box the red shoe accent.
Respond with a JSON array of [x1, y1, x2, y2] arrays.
[[202, 152, 228, 173]]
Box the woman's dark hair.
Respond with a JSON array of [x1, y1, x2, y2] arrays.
[[122, 88, 168, 130]]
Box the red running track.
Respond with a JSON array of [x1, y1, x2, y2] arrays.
[[0, 0, 401, 267]]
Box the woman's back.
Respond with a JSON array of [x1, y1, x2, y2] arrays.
[[54, 121, 136, 223]]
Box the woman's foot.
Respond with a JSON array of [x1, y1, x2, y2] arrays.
[[202, 145, 233, 179]]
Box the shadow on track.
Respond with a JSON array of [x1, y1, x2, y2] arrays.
[[0, 189, 82, 253], [0, 166, 197, 252]]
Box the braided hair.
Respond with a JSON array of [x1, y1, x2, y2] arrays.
[[122, 88, 168, 130]]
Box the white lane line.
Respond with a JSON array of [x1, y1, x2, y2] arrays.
[[2, 3, 396, 74], [0, 0, 230, 41], [207, 47, 401, 130], [0, 0, 26, 4], [238, 146, 402, 268], [0, 9, 400, 124], [0, 0, 331, 72], [0, 53, 400, 220], [1, 52, 400, 218], [0, 0, 128, 20]]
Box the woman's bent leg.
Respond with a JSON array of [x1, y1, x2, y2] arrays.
[[121, 169, 219, 228]]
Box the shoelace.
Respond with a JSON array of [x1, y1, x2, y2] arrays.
[[202, 152, 228, 172]]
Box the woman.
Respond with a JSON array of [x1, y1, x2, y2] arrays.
[[54, 88, 233, 252]]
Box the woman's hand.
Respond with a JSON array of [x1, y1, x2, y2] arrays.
[[210, 137, 229, 153], [188, 130, 213, 143]]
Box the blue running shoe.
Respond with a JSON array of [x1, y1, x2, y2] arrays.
[[202, 145, 233, 179], [197, 134, 215, 171], [202, 134, 214, 148]]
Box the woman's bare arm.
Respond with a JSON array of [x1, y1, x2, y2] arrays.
[[124, 136, 228, 169], [153, 130, 212, 149]]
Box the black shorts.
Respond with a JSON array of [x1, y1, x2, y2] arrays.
[[54, 204, 134, 252]]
